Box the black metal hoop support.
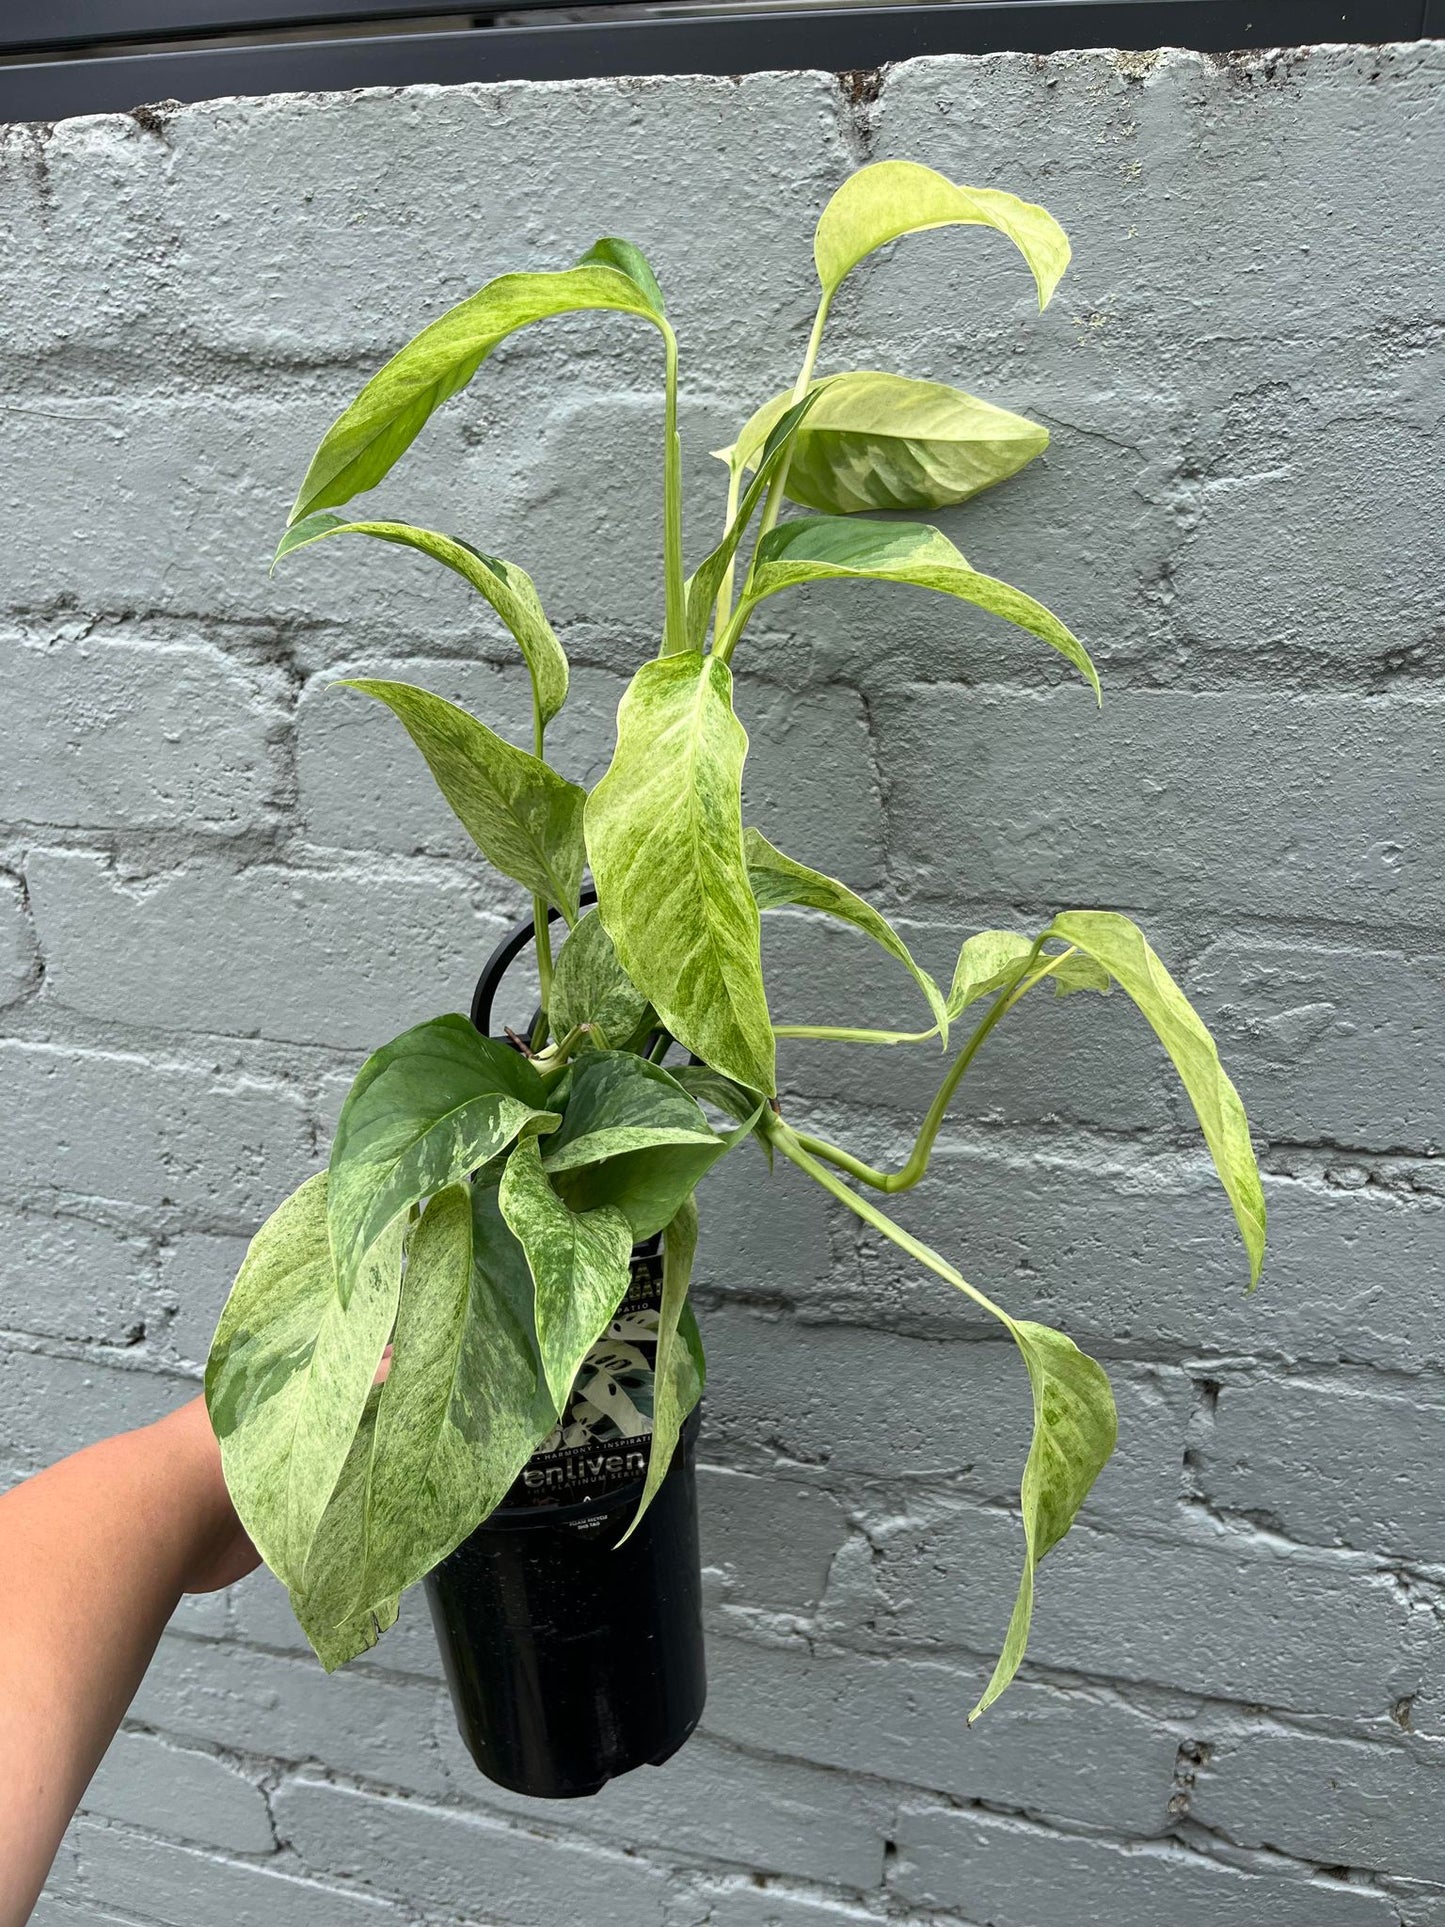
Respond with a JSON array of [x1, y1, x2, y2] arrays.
[[470, 886, 598, 1038]]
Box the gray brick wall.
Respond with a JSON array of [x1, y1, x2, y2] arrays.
[[2, 36, 1441, 1926]]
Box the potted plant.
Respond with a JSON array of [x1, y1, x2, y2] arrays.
[[205, 160, 1265, 1798]]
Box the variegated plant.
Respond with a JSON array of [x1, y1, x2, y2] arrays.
[[206, 161, 1265, 1714]]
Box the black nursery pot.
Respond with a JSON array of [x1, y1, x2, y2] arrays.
[[426, 900, 707, 1800]]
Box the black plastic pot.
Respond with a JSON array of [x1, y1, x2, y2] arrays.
[[425, 900, 707, 1800]]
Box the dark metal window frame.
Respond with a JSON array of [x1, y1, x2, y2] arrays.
[[2, 1, 1437, 122]]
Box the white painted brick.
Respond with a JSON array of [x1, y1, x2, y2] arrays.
[[159, 1231, 250, 1365], [82, 1729, 275, 1852], [830, 1506, 1435, 1726], [0, 866, 39, 1004], [847, 1145, 1442, 1375], [0, 1208, 151, 1346], [0, 1040, 312, 1220], [64, 1818, 409, 1927], [295, 659, 886, 894], [1197, 1375, 1445, 1565], [872, 689, 1444, 929], [0, 1350, 189, 1474], [1194, 1731, 1445, 1886], [0, 631, 284, 834], [704, 1634, 1176, 1836], [27, 849, 508, 1051], [765, 909, 1171, 1135], [698, 1304, 1190, 1532], [698, 1465, 849, 1614], [149, 71, 844, 380], [438, 1724, 887, 1888], [1185, 938, 1445, 1156], [891, 1803, 1398, 1925], [692, 1887, 886, 1927], [230, 1569, 445, 1683], [129, 1634, 450, 1799], [274, 1774, 676, 1924], [296, 659, 624, 861]]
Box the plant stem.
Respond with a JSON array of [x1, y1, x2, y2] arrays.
[[766, 1118, 1010, 1326], [660, 324, 687, 656], [714, 290, 832, 669], [790, 941, 1061, 1193], [712, 460, 744, 638], [527, 686, 554, 1049], [531, 890, 554, 1051], [754, 290, 831, 548]]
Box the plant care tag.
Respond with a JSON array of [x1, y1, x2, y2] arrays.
[[504, 1247, 662, 1509]]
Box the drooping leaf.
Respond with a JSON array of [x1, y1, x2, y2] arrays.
[[970, 1319, 1118, 1719], [619, 1194, 700, 1543], [339, 679, 587, 918], [290, 261, 667, 522], [276, 518, 567, 726], [770, 1122, 1115, 1722], [585, 652, 775, 1094], [576, 236, 667, 315], [542, 1051, 719, 1174], [328, 1014, 558, 1307], [813, 159, 1070, 308], [498, 1134, 635, 1413], [744, 826, 949, 1043], [289, 1384, 400, 1670], [689, 389, 828, 649], [351, 1178, 557, 1612], [744, 518, 1099, 699], [728, 373, 1049, 516], [549, 909, 649, 1049], [1049, 910, 1267, 1285], [205, 1173, 403, 1591]]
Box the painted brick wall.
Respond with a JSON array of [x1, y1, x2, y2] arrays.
[[2, 37, 1442, 1927]]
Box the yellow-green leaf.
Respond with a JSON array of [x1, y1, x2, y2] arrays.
[[814, 159, 1070, 308], [585, 653, 775, 1095], [728, 373, 1049, 516], [746, 517, 1099, 700], [1050, 911, 1267, 1285], [290, 261, 667, 522]]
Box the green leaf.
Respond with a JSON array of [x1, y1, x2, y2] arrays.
[[205, 1173, 403, 1591], [290, 261, 667, 523], [814, 159, 1070, 308], [554, 1091, 759, 1240], [339, 679, 587, 917], [276, 518, 568, 727], [1049, 911, 1267, 1285], [770, 1122, 1114, 1722], [549, 909, 649, 1049], [355, 1178, 557, 1610], [970, 1320, 1118, 1719], [585, 652, 775, 1095], [945, 930, 1039, 1017], [576, 236, 667, 315], [328, 1014, 558, 1307], [288, 1384, 400, 1670], [618, 1194, 700, 1543], [498, 1135, 635, 1413], [688, 389, 828, 650], [744, 826, 949, 1043], [745, 518, 1099, 700], [729, 373, 1049, 516], [542, 1051, 719, 1174]]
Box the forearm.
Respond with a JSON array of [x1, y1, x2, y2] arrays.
[[0, 1396, 243, 1925]]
